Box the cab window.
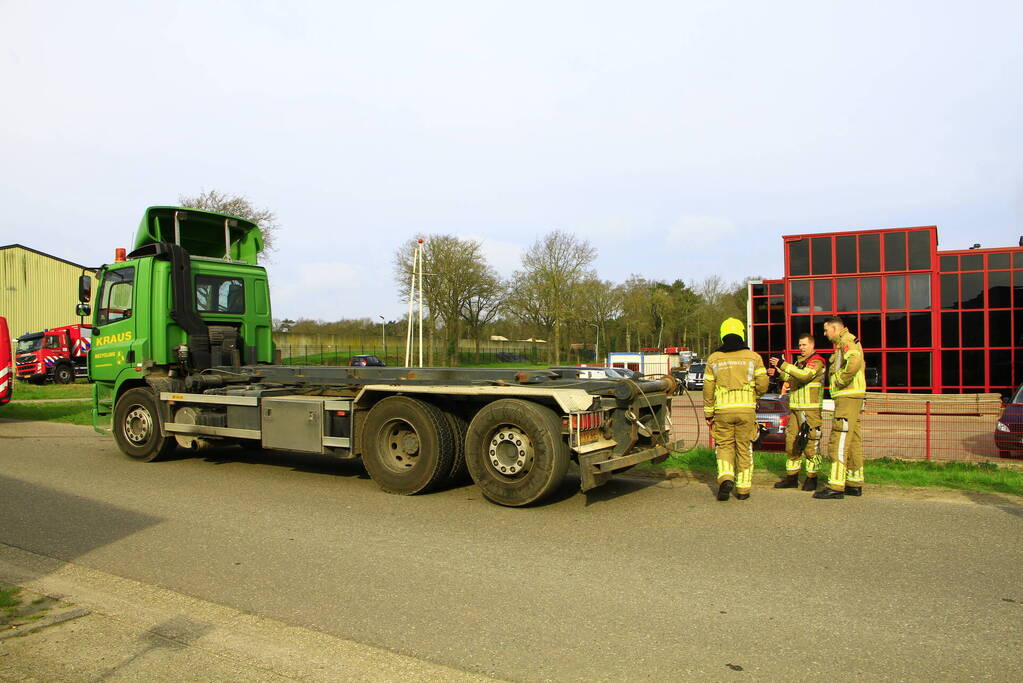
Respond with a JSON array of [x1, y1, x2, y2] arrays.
[[43, 335, 62, 349], [196, 276, 244, 314], [97, 267, 135, 326]]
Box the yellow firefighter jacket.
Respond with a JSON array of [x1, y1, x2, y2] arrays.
[[778, 352, 825, 410], [703, 348, 769, 417], [829, 329, 866, 398]]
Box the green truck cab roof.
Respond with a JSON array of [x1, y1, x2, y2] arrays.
[[134, 206, 264, 265]]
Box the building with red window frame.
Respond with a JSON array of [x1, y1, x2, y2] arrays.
[[748, 226, 1023, 398]]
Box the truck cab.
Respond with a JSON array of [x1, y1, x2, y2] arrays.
[[15, 323, 91, 384]]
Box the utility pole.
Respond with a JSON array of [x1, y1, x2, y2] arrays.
[[590, 323, 600, 365], [379, 315, 386, 358]]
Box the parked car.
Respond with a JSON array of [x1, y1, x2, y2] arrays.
[[753, 393, 789, 449], [995, 383, 1023, 458], [609, 366, 643, 379], [348, 354, 385, 367], [684, 363, 706, 391]]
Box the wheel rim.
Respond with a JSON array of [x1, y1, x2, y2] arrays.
[[487, 426, 534, 478], [123, 404, 153, 446], [378, 418, 421, 473]]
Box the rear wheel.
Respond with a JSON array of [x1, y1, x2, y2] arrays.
[[441, 408, 470, 484], [53, 364, 74, 384], [361, 396, 454, 495], [113, 387, 177, 461], [465, 399, 570, 507]]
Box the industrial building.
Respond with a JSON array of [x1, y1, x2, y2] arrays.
[[749, 226, 1023, 398], [0, 244, 95, 345]]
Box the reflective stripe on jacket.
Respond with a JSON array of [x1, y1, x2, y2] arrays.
[[829, 330, 866, 398], [779, 353, 825, 410], [703, 349, 769, 415]]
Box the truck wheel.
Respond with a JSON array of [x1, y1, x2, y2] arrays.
[[361, 396, 454, 495], [53, 364, 74, 384], [113, 387, 177, 462], [442, 409, 470, 485], [464, 399, 570, 507]]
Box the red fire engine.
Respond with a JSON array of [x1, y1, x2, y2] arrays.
[[15, 323, 91, 384], [0, 316, 12, 404]]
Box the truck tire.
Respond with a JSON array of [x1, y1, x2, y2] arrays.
[[53, 363, 74, 384], [464, 399, 570, 507], [361, 396, 454, 495], [113, 387, 177, 462], [442, 409, 470, 485]]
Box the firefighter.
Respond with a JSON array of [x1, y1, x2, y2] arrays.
[[815, 315, 866, 499], [769, 333, 825, 490], [704, 317, 769, 501]]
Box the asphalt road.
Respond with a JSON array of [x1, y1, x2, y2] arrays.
[[1, 419, 1022, 681]]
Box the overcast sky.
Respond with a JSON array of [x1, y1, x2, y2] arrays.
[[2, 1, 1021, 322]]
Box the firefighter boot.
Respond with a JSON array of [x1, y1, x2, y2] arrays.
[[717, 480, 734, 501], [735, 492, 750, 500], [801, 476, 818, 491], [844, 486, 862, 497], [813, 487, 844, 499], [773, 474, 799, 488]]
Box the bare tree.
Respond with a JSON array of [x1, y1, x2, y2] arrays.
[[179, 189, 280, 257], [516, 231, 596, 364], [577, 277, 623, 362], [461, 270, 505, 364]]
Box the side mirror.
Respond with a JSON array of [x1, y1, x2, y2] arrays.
[[76, 303, 91, 317], [78, 275, 92, 303]]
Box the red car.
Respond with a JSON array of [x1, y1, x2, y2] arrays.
[[754, 393, 789, 449]]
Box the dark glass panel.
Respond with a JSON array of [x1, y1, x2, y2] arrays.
[[909, 312, 931, 348], [768, 282, 785, 295], [860, 277, 881, 310], [791, 315, 811, 348], [940, 273, 959, 309], [835, 235, 857, 273], [859, 233, 881, 272], [886, 313, 907, 348], [788, 239, 809, 276], [989, 252, 1010, 270], [909, 274, 931, 309], [859, 312, 882, 348], [1014, 271, 1023, 308], [754, 325, 769, 352], [990, 350, 1012, 387], [753, 298, 768, 324], [750, 283, 766, 297], [791, 280, 810, 313], [1016, 310, 1023, 348], [939, 255, 957, 272], [887, 352, 908, 387], [813, 279, 832, 312], [941, 312, 959, 348], [864, 352, 882, 386], [989, 310, 1011, 347], [942, 350, 960, 385], [908, 230, 931, 270], [836, 278, 857, 311], [769, 296, 785, 323], [960, 253, 983, 271], [962, 349, 985, 386], [960, 272, 984, 309], [1015, 349, 1023, 387], [769, 324, 786, 352], [886, 275, 906, 309], [962, 311, 984, 347], [884, 232, 907, 271], [989, 270, 1011, 308], [811, 316, 831, 349], [811, 236, 832, 275], [910, 351, 931, 386], [1015, 251, 1023, 268]]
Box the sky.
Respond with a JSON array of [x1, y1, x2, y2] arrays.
[[2, 0, 1021, 322]]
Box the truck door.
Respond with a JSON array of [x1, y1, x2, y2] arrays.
[[90, 265, 137, 383]]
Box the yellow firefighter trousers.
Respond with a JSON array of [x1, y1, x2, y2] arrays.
[[784, 409, 822, 476], [712, 411, 756, 493], [826, 396, 864, 491]]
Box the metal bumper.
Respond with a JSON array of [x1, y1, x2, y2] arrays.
[[578, 443, 669, 492]]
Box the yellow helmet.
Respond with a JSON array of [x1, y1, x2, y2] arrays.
[[719, 317, 745, 341]]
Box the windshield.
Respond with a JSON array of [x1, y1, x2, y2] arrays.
[[16, 338, 42, 353], [1013, 385, 1023, 404], [690, 364, 705, 373]]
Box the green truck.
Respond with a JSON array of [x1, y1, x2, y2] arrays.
[[78, 206, 676, 506]]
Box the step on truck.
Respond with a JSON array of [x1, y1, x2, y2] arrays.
[[78, 207, 676, 506], [15, 323, 91, 384]]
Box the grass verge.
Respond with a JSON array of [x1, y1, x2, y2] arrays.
[[647, 448, 1023, 496], [1, 586, 22, 618], [0, 401, 93, 425], [10, 382, 93, 400]]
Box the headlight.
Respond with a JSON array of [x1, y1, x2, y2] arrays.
[[996, 421, 1010, 432]]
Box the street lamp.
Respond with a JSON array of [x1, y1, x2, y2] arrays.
[[589, 323, 600, 366], [379, 316, 386, 358]]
